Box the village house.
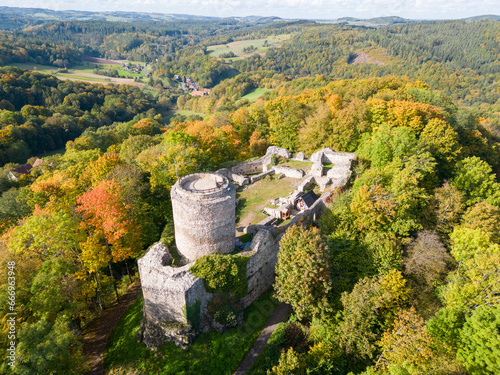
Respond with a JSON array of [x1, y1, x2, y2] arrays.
[[7, 158, 52, 181], [7, 164, 32, 182]]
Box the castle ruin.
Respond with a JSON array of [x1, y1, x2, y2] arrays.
[[171, 172, 236, 261], [138, 147, 356, 349]]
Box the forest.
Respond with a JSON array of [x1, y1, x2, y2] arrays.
[[0, 9, 499, 375]]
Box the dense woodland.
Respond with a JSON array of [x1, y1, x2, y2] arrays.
[[0, 10, 499, 375]]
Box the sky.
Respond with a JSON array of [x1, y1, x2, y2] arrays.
[[1, 0, 499, 20]]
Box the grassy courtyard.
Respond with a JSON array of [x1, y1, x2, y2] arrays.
[[236, 176, 297, 227]]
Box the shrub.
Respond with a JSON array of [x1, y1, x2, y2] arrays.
[[189, 253, 249, 297], [208, 295, 242, 327]]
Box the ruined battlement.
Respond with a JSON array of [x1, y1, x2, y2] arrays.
[[175, 172, 230, 199], [171, 172, 236, 261], [139, 147, 357, 350]]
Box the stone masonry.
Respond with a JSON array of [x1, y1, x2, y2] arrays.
[[171, 172, 236, 261], [138, 146, 356, 349]]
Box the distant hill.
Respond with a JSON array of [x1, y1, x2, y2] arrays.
[[0, 7, 282, 30], [335, 14, 499, 26], [0, 7, 220, 30], [336, 16, 412, 26], [0, 6, 498, 31], [463, 14, 500, 22]]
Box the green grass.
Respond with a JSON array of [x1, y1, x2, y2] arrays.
[[54, 73, 108, 82], [277, 159, 313, 170], [207, 34, 292, 62], [247, 322, 287, 375], [240, 88, 271, 102], [70, 62, 102, 73], [176, 110, 205, 117], [323, 163, 334, 173], [236, 177, 296, 226], [165, 109, 207, 124], [7, 62, 58, 74], [103, 289, 279, 375], [9, 61, 146, 79]]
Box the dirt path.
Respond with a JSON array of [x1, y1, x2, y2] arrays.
[[233, 303, 291, 375], [81, 281, 141, 375]]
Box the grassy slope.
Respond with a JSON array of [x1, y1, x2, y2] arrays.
[[8, 61, 146, 79], [207, 34, 292, 62], [240, 87, 271, 102], [104, 289, 279, 375]]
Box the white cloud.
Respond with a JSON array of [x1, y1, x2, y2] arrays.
[[2, 0, 499, 19]]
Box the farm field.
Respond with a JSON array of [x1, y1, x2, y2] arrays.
[[8, 60, 148, 86], [7, 62, 59, 74], [164, 109, 207, 124], [207, 34, 292, 62]]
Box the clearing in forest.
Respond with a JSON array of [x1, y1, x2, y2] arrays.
[[8, 61, 148, 87], [207, 34, 292, 62], [240, 87, 272, 102]]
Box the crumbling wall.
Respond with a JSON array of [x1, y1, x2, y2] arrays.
[[231, 158, 265, 175], [273, 166, 304, 179], [266, 146, 291, 159], [250, 169, 275, 183], [137, 242, 213, 349], [241, 230, 280, 308]]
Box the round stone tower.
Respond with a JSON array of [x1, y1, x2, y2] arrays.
[[171, 172, 236, 261]]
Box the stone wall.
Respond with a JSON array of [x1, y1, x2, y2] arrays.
[[272, 166, 304, 179], [298, 176, 315, 192], [137, 242, 213, 349], [249, 169, 275, 183], [240, 230, 280, 308], [266, 146, 291, 159], [216, 168, 249, 186], [231, 158, 265, 175], [310, 147, 356, 166]]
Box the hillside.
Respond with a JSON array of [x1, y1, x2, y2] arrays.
[[0, 9, 499, 375]]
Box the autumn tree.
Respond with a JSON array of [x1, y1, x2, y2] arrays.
[[338, 270, 408, 360], [12, 315, 86, 375], [451, 156, 500, 206], [403, 230, 455, 317], [428, 182, 465, 236], [376, 307, 433, 373], [418, 118, 461, 177], [457, 305, 500, 374], [77, 179, 142, 301], [274, 226, 332, 320], [441, 226, 500, 310]]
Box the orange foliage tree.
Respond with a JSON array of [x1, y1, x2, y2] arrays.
[[76, 179, 142, 301]]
